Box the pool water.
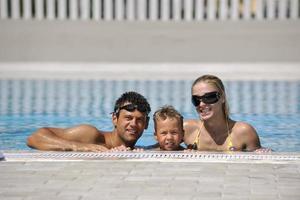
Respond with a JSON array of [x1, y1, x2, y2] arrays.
[[0, 79, 299, 152]]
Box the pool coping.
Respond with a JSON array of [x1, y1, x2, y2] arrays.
[[0, 62, 300, 80], [2, 151, 300, 164]]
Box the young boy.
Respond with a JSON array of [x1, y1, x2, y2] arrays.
[[148, 105, 185, 151]]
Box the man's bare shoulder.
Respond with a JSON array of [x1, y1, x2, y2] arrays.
[[65, 124, 108, 144]]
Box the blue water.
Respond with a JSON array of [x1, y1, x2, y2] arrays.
[[0, 79, 299, 152]]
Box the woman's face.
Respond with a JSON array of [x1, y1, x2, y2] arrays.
[[192, 81, 223, 120]]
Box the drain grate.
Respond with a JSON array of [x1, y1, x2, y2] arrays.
[[2, 151, 300, 162]]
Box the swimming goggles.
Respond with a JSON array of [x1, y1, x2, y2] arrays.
[[114, 104, 150, 115], [191, 91, 221, 107]]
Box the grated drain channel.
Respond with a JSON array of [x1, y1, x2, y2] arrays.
[[2, 151, 300, 162]]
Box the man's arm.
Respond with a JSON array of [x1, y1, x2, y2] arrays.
[[26, 124, 108, 151]]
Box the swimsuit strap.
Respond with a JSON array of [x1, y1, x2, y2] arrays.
[[192, 121, 203, 147], [226, 119, 235, 151]]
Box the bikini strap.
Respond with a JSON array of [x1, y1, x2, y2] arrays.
[[192, 121, 203, 146]]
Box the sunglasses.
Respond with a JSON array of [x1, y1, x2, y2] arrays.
[[114, 104, 149, 115], [191, 91, 221, 107]]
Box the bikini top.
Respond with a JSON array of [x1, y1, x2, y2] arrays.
[[188, 122, 235, 151]]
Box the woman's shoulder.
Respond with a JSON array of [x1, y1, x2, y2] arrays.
[[184, 119, 201, 132], [184, 119, 200, 127], [231, 121, 258, 139], [231, 121, 261, 151]]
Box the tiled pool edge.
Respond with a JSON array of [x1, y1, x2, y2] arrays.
[[2, 151, 300, 164], [0, 62, 300, 80]]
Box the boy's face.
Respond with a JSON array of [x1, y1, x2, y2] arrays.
[[154, 117, 183, 151]]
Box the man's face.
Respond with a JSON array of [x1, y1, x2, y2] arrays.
[[155, 117, 183, 151], [113, 108, 148, 144]]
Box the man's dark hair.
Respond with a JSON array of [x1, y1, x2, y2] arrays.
[[113, 91, 151, 117]]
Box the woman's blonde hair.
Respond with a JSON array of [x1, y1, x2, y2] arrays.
[[192, 74, 230, 121]]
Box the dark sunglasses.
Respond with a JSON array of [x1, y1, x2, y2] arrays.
[[114, 104, 149, 115], [191, 91, 221, 107]]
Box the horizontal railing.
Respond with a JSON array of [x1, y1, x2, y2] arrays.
[[0, 0, 299, 21]]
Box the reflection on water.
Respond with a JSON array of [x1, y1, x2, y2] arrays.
[[0, 79, 299, 151]]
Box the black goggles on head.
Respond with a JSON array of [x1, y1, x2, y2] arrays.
[[191, 91, 221, 107], [114, 104, 149, 115]]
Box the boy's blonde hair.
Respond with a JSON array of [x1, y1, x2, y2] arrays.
[[153, 105, 184, 133]]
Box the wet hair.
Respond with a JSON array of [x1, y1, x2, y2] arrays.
[[153, 105, 184, 133], [192, 74, 230, 121], [113, 91, 151, 117]]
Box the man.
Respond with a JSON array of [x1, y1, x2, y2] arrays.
[[27, 91, 151, 151]]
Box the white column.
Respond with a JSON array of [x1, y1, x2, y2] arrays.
[[92, 0, 100, 20], [149, 0, 158, 21], [0, 0, 8, 19], [243, 0, 251, 20], [290, 0, 299, 19], [115, 0, 124, 21], [70, 0, 79, 20], [35, 0, 44, 20], [137, 0, 147, 21], [23, 0, 32, 19], [266, 0, 275, 20], [126, 0, 135, 21], [161, 0, 169, 21], [184, 0, 193, 21], [207, 0, 216, 20], [219, 0, 228, 20], [195, 0, 204, 21], [172, 0, 181, 21], [58, 0, 67, 20], [80, 0, 90, 20], [46, 0, 55, 20], [230, 0, 239, 20], [11, 0, 20, 19], [104, 0, 113, 20], [278, 0, 288, 20], [255, 0, 264, 20]]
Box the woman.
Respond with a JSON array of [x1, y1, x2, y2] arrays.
[[184, 74, 267, 152]]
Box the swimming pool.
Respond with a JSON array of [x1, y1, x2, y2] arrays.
[[0, 79, 299, 152]]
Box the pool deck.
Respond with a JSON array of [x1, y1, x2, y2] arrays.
[[0, 20, 300, 80], [1, 151, 300, 200]]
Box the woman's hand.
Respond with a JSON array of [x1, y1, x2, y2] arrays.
[[254, 147, 273, 153]]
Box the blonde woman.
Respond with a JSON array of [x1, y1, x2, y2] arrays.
[[184, 74, 270, 152]]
